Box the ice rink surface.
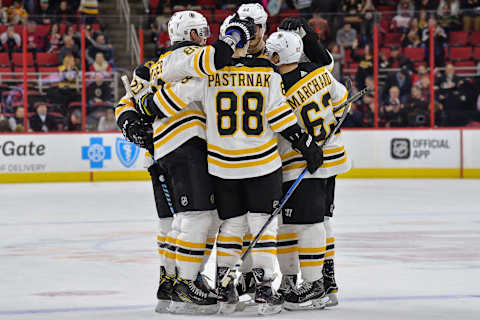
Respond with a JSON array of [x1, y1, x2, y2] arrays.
[[1, 179, 479, 320]]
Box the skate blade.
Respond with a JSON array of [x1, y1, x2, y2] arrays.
[[218, 302, 238, 314], [326, 292, 338, 307], [257, 303, 282, 315], [235, 295, 257, 312], [154, 300, 170, 313], [284, 296, 329, 311], [168, 301, 218, 315]]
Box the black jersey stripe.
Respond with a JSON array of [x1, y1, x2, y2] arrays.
[[217, 243, 243, 250], [276, 240, 298, 247], [299, 253, 325, 260], [283, 152, 345, 166], [268, 109, 294, 125], [153, 115, 206, 142], [282, 156, 305, 166], [177, 247, 205, 256], [326, 244, 335, 251], [160, 86, 183, 112], [198, 49, 207, 76], [208, 145, 277, 162], [253, 241, 277, 249]]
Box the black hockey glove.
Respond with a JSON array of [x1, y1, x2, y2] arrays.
[[222, 14, 256, 50], [121, 117, 153, 149], [281, 124, 324, 174], [135, 92, 166, 119], [279, 17, 316, 39]]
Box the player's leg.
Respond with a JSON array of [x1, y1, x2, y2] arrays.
[[323, 175, 338, 307], [276, 221, 299, 296], [281, 179, 329, 310], [161, 138, 218, 314], [148, 162, 175, 313], [213, 176, 246, 314], [245, 168, 284, 315]]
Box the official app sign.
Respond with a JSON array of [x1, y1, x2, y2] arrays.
[[391, 138, 410, 159], [391, 138, 451, 160], [115, 138, 140, 168]]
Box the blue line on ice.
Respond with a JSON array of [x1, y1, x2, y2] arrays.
[[1, 295, 479, 315]]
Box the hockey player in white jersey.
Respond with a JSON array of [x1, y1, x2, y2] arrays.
[[265, 31, 351, 310], [115, 11, 256, 314], [136, 40, 324, 315]]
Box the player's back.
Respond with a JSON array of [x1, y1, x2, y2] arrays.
[[279, 62, 351, 180]]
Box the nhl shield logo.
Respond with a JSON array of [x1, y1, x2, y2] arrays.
[[115, 138, 140, 168]]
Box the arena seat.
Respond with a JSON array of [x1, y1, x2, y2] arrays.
[[449, 47, 472, 60], [197, 0, 215, 8], [37, 53, 59, 66], [471, 32, 480, 45], [12, 53, 34, 66], [384, 33, 402, 47], [0, 53, 10, 66], [449, 31, 469, 46], [403, 47, 425, 62], [454, 60, 476, 74], [474, 47, 480, 60], [213, 10, 231, 23]]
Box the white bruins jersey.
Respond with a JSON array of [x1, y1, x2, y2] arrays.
[[154, 60, 299, 179], [115, 42, 217, 161], [279, 63, 351, 181]]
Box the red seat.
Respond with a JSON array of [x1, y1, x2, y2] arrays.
[[197, 0, 215, 8], [0, 53, 9, 66], [36, 24, 51, 37], [413, 61, 427, 68], [449, 31, 469, 46], [213, 10, 231, 23], [269, 23, 280, 34], [346, 63, 358, 75], [0, 25, 7, 34], [471, 32, 480, 46], [0, 67, 13, 80], [39, 66, 59, 73], [474, 47, 480, 59], [449, 47, 472, 60], [454, 61, 476, 74], [404, 47, 425, 61], [378, 5, 395, 12], [12, 53, 34, 66], [150, 0, 160, 11], [37, 53, 59, 66], [209, 24, 220, 37], [281, 9, 300, 18], [384, 33, 402, 47]]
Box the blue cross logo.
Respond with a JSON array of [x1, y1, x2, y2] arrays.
[[81, 137, 112, 169]]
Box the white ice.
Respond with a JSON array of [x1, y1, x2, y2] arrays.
[[1, 179, 479, 320]]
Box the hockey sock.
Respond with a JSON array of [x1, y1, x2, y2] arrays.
[[217, 215, 247, 267], [200, 210, 221, 273], [324, 216, 335, 261], [276, 223, 299, 276], [239, 233, 253, 274], [247, 212, 278, 280], [157, 217, 173, 271], [298, 222, 326, 282], [175, 211, 212, 280], [165, 214, 181, 276]]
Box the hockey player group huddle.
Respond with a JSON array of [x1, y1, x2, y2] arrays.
[[115, 3, 351, 316]]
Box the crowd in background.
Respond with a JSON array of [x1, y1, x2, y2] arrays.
[[0, 0, 117, 133]]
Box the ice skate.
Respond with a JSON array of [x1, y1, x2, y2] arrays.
[[235, 271, 257, 312], [323, 259, 339, 307], [283, 278, 329, 310], [278, 274, 297, 296], [154, 266, 173, 313], [252, 268, 284, 315], [217, 266, 239, 314], [168, 277, 218, 315]]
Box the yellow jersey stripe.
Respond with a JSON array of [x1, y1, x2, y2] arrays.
[[298, 247, 326, 254], [277, 233, 297, 240], [217, 251, 240, 257], [266, 104, 291, 119], [176, 239, 206, 249], [208, 138, 277, 156], [115, 105, 132, 118], [218, 66, 274, 73], [208, 152, 279, 169], [217, 235, 242, 243], [155, 90, 177, 117], [193, 49, 206, 78], [277, 246, 299, 254], [325, 251, 335, 258], [175, 253, 203, 263], [153, 110, 205, 136], [286, 66, 326, 97], [206, 237, 216, 244], [204, 46, 215, 75], [300, 261, 324, 267], [154, 120, 206, 149], [165, 83, 188, 109], [157, 236, 166, 242], [332, 91, 348, 106], [327, 237, 335, 244], [270, 113, 297, 132]]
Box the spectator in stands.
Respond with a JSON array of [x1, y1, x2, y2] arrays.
[[26, 20, 46, 52], [422, 18, 448, 66], [97, 108, 118, 131], [383, 68, 412, 103], [66, 109, 82, 131], [34, 0, 56, 25], [87, 72, 112, 105], [352, 41, 373, 88], [341, 0, 363, 31], [45, 23, 63, 53], [58, 35, 79, 64], [388, 46, 415, 72], [418, 9, 428, 29], [402, 17, 423, 48], [380, 86, 408, 127], [418, 74, 431, 100], [86, 33, 113, 65], [30, 103, 57, 132], [308, 13, 330, 42], [328, 42, 344, 80], [415, 0, 437, 11], [397, 0, 415, 17], [347, 93, 375, 127], [437, 0, 461, 31], [336, 23, 357, 49], [0, 24, 21, 53], [57, 0, 77, 25], [405, 85, 430, 126], [8, 0, 28, 25], [286, 0, 313, 19], [463, 0, 480, 32], [412, 64, 428, 85], [66, 24, 81, 48], [393, 5, 412, 33], [359, 0, 375, 44], [89, 52, 112, 73], [0, 113, 11, 132], [438, 63, 461, 91], [8, 106, 26, 131], [152, 0, 172, 15], [0, 3, 8, 25], [79, 0, 98, 25], [365, 75, 374, 89], [58, 54, 81, 108]]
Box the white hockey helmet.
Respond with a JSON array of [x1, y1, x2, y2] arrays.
[[219, 14, 235, 37], [168, 10, 210, 43], [266, 31, 303, 65], [237, 3, 268, 29]]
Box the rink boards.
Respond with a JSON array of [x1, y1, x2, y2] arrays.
[[0, 129, 479, 183]]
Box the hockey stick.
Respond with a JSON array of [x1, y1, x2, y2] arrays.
[[121, 75, 176, 215], [220, 85, 372, 289]]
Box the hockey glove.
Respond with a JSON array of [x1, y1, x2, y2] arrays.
[[135, 92, 166, 118], [121, 117, 153, 149], [279, 17, 316, 39], [221, 15, 256, 50], [292, 132, 324, 174]]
